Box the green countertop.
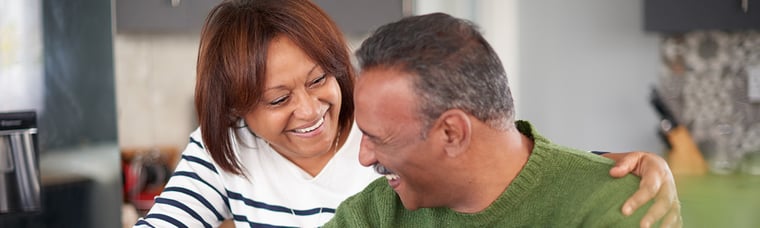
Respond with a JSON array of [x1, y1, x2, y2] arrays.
[[676, 174, 760, 228]]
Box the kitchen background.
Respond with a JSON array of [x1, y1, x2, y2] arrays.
[[2, 0, 120, 227], [1, 0, 759, 227]]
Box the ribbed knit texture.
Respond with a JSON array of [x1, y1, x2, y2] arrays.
[[324, 120, 653, 227]]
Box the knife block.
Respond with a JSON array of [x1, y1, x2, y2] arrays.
[[666, 126, 708, 175]]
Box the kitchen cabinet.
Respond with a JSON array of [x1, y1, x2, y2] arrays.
[[115, 0, 221, 33], [313, 0, 405, 36], [644, 0, 760, 33], [0, 176, 93, 228], [115, 0, 405, 35]]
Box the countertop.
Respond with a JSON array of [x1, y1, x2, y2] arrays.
[[676, 174, 760, 227]]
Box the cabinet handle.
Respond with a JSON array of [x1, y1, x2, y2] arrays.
[[742, 0, 749, 13], [171, 0, 181, 8]]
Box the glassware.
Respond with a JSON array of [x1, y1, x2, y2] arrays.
[[740, 148, 760, 175], [705, 123, 743, 175]]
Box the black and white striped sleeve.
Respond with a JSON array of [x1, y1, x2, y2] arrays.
[[134, 134, 232, 228]]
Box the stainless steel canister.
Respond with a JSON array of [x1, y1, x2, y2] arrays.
[[0, 111, 41, 214]]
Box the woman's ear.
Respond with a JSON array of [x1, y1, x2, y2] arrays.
[[432, 109, 471, 158]]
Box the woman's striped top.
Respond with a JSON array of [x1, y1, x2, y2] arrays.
[[134, 124, 380, 227]]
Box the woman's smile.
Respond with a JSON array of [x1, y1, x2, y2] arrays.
[[289, 113, 326, 137]]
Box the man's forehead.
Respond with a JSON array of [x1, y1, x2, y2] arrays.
[[354, 68, 418, 138], [355, 72, 414, 111], [356, 67, 412, 92]]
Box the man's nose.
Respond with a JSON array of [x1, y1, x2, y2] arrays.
[[358, 136, 377, 167]]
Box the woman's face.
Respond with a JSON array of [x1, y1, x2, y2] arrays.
[[244, 36, 342, 171]]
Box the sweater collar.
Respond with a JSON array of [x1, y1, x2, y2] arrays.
[[428, 120, 550, 224], [492, 120, 548, 211]]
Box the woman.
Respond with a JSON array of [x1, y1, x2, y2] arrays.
[[135, 0, 679, 227]]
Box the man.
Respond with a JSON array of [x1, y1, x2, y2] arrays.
[[325, 13, 674, 227]]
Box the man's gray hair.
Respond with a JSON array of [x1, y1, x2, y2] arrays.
[[356, 13, 515, 134]]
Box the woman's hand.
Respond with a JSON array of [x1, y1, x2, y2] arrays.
[[601, 151, 682, 228]]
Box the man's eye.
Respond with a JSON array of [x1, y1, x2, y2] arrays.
[[362, 134, 382, 145], [269, 96, 288, 105]]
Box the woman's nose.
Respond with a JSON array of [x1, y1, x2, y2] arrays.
[[293, 91, 320, 120]]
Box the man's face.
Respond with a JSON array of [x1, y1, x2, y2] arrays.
[[354, 67, 452, 210]]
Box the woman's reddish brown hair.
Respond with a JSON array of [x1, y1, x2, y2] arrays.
[[195, 0, 355, 175]]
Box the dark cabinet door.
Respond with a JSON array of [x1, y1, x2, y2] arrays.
[[116, 0, 404, 35], [644, 0, 760, 33], [313, 0, 405, 36], [115, 0, 221, 33]]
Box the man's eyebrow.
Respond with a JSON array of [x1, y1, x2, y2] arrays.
[[358, 128, 379, 140]]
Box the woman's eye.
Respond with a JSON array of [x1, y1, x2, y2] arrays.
[[269, 96, 288, 106], [309, 74, 327, 88]]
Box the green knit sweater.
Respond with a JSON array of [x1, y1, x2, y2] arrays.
[[324, 121, 653, 227]]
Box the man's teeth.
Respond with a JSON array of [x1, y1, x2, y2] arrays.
[[385, 174, 400, 181], [294, 117, 323, 133]]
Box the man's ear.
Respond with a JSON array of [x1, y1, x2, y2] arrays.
[[432, 109, 471, 158]]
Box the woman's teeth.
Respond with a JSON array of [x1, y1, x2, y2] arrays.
[[294, 117, 323, 133], [385, 174, 400, 181]]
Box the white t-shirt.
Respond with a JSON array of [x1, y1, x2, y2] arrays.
[[135, 124, 380, 227]]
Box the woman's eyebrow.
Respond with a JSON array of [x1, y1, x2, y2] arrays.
[[306, 63, 319, 76], [264, 64, 320, 91]]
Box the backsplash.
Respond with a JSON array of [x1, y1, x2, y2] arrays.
[[659, 30, 760, 170], [114, 33, 199, 150]]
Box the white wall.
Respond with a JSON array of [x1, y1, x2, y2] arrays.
[[417, 0, 663, 153], [518, 0, 663, 153]]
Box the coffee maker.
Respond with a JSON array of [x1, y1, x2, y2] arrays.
[[0, 111, 41, 214]]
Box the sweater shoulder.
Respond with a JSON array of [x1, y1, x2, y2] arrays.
[[528, 140, 647, 226]]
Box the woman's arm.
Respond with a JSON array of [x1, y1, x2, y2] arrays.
[[602, 152, 682, 228], [133, 134, 232, 228]]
